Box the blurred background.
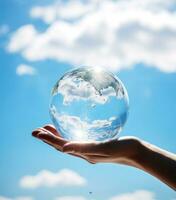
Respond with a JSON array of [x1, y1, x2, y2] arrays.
[[0, 0, 176, 199]]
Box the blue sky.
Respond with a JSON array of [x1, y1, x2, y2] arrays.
[[0, 0, 176, 200]]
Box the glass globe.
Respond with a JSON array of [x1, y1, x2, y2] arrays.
[[49, 67, 129, 142]]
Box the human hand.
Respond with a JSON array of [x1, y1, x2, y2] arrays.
[[32, 124, 176, 190], [32, 124, 142, 165]]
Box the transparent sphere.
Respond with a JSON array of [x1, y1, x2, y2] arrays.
[[49, 67, 129, 142]]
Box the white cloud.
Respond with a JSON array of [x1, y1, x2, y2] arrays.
[[30, 1, 93, 23], [54, 69, 119, 105], [19, 169, 86, 189], [50, 107, 118, 141], [0, 196, 33, 200], [16, 64, 36, 76], [110, 190, 155, 200], [7, 0, 176, 73], [55, 196, 86, 200], [7, 24, 37, 52]]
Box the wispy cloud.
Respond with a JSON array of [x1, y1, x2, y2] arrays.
[[7, 25, 37, 52], [16, 64, 36, 76], [54, 69, 119, 105], [110, 190, 155, 200], [55, 196, 86, 200], [50, 105, 118, 141], [19, 169, 87, 189], [30, 1, 93, 23], [7, 0, 176, 73], [0, 196, 33, 200]]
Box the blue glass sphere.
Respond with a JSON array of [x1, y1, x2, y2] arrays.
[[49, 67, 129, 142]]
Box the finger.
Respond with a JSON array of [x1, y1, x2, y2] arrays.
[[32, 127, 49, 137], [32, 126, 59, 137], [32, 130, 40, 137], [39, 137, 94, 164], [43, 124, 61, 137], [40, 135, 94, 163], [38, 136, 64, 152], [63, 141, 111, 156], [43, 140, 64, 151], [32, 128, 68, 151], [37, 132, 68, 149]]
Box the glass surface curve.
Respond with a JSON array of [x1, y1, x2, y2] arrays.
[[49, 67, 129, 142]]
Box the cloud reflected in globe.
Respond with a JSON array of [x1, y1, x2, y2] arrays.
[[49, 67, 129, 142]]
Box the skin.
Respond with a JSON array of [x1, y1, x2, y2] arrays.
[[32, 124, 176, 190]]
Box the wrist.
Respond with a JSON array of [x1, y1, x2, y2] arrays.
[[114, 137, 147, 167], [129, 139, 151, 169]]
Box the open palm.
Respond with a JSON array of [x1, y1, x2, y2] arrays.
[[32, 124, 141, 165]]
